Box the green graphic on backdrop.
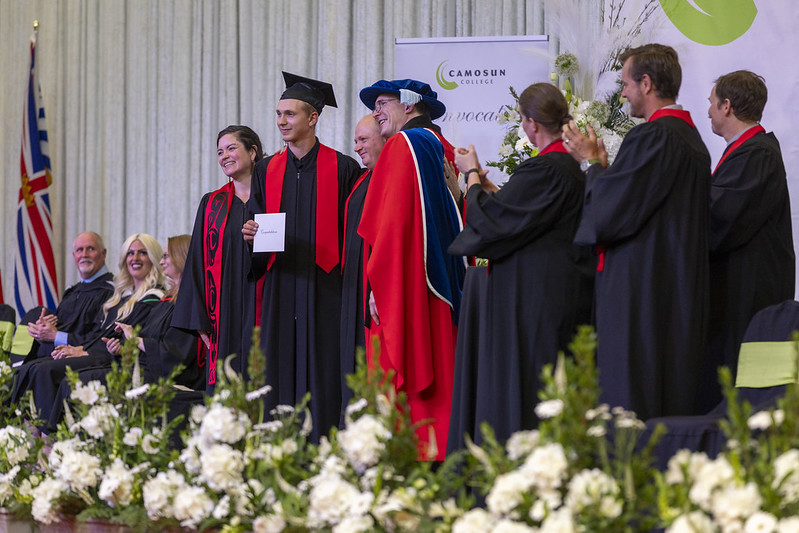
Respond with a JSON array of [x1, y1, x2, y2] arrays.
[[436, 61, 458, 90], [659, 0, 757, 45]]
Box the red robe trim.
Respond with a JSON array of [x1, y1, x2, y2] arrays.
[[359, 130, 458, 460], [203, 182, 233, 385], [649, 107, 696, 128], [264, 144, 340, 273], [713, 125, 765, 174]]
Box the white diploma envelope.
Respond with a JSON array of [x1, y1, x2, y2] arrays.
[[253, 213, 286, 253]]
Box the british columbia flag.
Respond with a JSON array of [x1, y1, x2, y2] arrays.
[[14, 29, 59, 316]]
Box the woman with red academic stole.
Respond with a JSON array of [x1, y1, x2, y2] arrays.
[[172, 126, 264, 394], [447, 83, 594, 452]]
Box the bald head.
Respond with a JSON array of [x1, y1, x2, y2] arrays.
[[353, 114, 386, 170], [72, 232, 107, 280]]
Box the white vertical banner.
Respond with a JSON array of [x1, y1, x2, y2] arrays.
[[395, 36, 550, 184]]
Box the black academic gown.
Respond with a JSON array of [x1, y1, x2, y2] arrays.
[[22, 272, 115, 358], [172, 192, 254, 393], [249, 140, 360, 442], [339, 169, 371, 421], [701, 132, 795, 410], [12, 292, 162, 423], [574, 114, 711, 420], [447, 151, 593, 451]]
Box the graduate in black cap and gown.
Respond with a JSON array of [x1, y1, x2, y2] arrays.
[[244, 73, 361, 441]]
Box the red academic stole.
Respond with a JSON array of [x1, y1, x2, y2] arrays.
[[595, 109, 696, 273], [540, 138, 567, 155], [264, 144, 340, 272], [202, 181, 234, 385], [713, 125, 765, 174]]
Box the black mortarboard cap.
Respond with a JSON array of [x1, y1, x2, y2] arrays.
[[281, 71, 337, 114]]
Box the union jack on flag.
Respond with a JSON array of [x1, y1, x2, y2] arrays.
[[14, 29, 59, 316]]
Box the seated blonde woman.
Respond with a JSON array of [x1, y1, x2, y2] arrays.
[[11, 233, 166, 423]]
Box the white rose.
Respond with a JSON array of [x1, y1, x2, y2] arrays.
[[710, 482, 762, 527], [333, 515, 375, 533], [539, 507, 576, 533], [307, 473, 366, 526], [689, 456, 735, 509]]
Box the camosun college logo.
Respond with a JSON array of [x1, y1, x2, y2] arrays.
[[436, 60, 507, 91]]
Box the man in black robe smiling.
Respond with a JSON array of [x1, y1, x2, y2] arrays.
[[562, 44, 711, 420], [244, 73, 361, 441]]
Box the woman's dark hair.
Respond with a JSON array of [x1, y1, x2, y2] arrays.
[[217, 125, 264, 162], [518, 83, 571, 134]]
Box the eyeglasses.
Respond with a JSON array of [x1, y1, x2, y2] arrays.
[[373, 98, 399, 113]]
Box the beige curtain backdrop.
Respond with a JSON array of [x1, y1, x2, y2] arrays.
[[0, 0, 587, 303]]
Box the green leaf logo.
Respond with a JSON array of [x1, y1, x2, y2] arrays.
[[436, 61, 458, 90], [659, 0, 757, 46]]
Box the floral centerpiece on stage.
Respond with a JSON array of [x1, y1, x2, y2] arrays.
[[488, 0, 660, 173]]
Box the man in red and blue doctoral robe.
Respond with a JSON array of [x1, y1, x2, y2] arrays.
[[358, 79, 466, 460]]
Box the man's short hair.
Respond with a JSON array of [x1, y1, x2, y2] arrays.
[[75, 231, 105, 252], [714, 70, 767, 123], [620, 43, 681, 100]]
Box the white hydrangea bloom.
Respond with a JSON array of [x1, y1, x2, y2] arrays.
[[521, 442, 569, 491], [486, 470, 534, 515], [688, 456, 735, 509], [31, 477, 69, 524], [307, 472, 372, 527], [79, 403, 119, 439], [143, 469, 186, 520], [665, 450, 710, 485], [199, 443, 245, 491], [199, 404, 250, 445], [338, 414, 391, 473], [98, 458, 135, 507], [172, 485, 215, 528], [710, 482, 762, 529], [565, 468, 622, 518], [539, 507, 576, 533], [0, 426, 31, 465], [55, 448, 102, 491]]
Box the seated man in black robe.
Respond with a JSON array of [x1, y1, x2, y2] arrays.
[[11, 231, 114, 365], [562, 44, 711, 420], [700, 70, 795, 411]]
